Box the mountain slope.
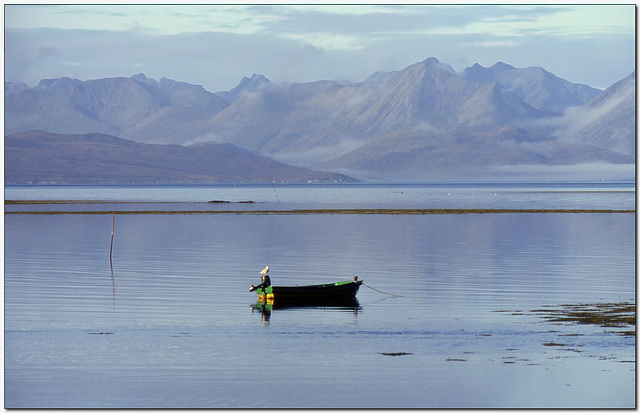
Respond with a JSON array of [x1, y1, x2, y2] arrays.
[[4, 74, 229, 143], [217, 73, 271, 104], [461, 62, 601, 112], [324, 126, 633, 180], [194, 58, 552, 167], [557, 72, 635, 157], [4, 131, 356, 184]]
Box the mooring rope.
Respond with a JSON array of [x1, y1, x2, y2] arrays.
[[362, 282, 403, 298]]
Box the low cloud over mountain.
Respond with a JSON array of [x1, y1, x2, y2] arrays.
[[5, 57, 635, 182]]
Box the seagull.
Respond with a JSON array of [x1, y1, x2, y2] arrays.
[[260, 265, 269, 275]]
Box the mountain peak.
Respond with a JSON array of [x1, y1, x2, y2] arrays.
[[35, 77, 82, 91], [131, 73, 158, 87], [219, 73, 271, 103], [240, 73, 271, 87], [461, 61, 515, 82], [490, 61, 515, 71], [423, 57, 441, 65], [422, 57, 456, 74]]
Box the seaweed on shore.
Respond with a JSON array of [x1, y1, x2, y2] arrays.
[[532, 302, 635, 335], [380, 352, 413, 357], [207, 200, 255, 203], [4, 207, 635, 215]]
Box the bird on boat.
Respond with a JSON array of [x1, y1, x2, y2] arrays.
[[260, 265, 269, 275]]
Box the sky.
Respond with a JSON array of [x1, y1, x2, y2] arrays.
[[3, 3, 636, 92]]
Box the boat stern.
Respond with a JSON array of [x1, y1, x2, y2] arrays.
[[250, 285, 274, 300]]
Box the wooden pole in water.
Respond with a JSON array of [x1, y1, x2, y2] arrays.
[[270, 174, 280, 204], [109, 211, 115, 264]]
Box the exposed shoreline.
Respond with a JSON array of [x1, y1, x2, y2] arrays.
[[5, 200, 258, 204], [5, 208, 634, 215]]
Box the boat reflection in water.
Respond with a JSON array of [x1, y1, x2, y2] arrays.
[[250, 297, 361, 324]]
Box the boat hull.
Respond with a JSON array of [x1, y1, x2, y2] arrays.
[[253, 280, 362, 303]]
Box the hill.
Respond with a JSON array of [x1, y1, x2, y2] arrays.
[[4, 131, 356, 184]]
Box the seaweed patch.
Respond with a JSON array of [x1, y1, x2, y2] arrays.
[[380, 352, 413, 356], [532, 302, 635, 335]]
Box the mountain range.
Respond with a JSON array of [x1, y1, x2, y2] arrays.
[[5, 57, 635, 182]]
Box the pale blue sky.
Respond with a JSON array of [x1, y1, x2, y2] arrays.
[[4, 4, 636, 91]]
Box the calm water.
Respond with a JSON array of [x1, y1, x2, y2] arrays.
[[4, 184, 636, 408], [4, 181, 636, 210]]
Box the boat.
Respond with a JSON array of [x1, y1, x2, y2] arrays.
[[249, 277, 362, 303]]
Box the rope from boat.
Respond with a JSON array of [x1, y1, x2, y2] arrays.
[[362, 282, 402, 297]]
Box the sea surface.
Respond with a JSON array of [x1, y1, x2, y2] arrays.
[[4, 182, 636, 408]]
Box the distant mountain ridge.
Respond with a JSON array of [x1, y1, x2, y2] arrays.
[[5, 57, 635, 182], [460, 62, 601, 112], [5, 73, 229, 144]]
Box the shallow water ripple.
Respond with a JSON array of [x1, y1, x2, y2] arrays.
[[4, 187, 635, 408]]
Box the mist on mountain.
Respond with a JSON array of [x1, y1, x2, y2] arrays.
[[4, 57, 635, 182]]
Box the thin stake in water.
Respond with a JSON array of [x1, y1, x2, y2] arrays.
[[109, 211, 115, 264], [270, 174, 280, 204]]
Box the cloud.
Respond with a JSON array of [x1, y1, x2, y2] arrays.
[[279, 32, 364, 51], [270, 138, 366, 167], [464, 40, 521, 48], [4, 5, 635, 91], [546, 85, 635, 141]]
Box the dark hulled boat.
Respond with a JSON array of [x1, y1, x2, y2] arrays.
[[249, 278, 362, 303]]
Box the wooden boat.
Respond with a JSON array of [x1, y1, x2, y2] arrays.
[[249, 277, 362, 303]]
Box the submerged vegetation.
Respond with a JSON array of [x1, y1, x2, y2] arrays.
[[532, 302, 635, 336], [380, 352, 413, 357]]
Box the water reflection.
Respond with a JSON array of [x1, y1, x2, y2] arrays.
[[4, 210, 634, 408], [110, 264, 116, 310], [251, 298, 361, 324]]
